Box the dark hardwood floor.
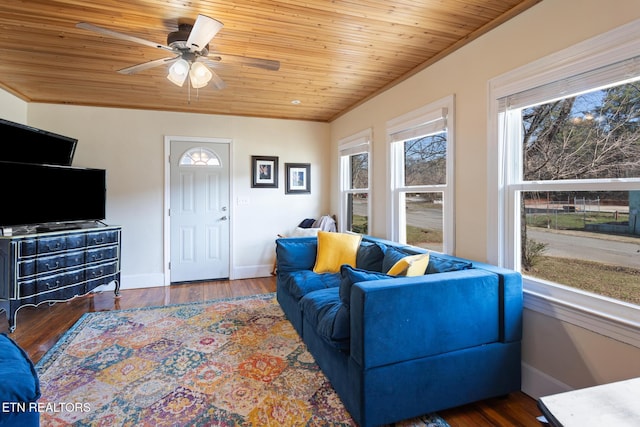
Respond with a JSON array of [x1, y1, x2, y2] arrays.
[[2, 276, 544, 426]]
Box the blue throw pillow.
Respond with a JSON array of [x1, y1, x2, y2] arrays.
[[356, 242, 386, 272], [381, 246, 411, 273], [426, 254, 473, 274], [339, 265, 394, 307]]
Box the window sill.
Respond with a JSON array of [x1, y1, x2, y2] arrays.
[[523, 278, 640, 349]]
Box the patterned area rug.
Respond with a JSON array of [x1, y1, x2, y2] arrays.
[[36, 293, 449, 426]]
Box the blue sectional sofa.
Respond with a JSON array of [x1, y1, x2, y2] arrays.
[[0, 334, 40, 426], [276, 234, 523, 427]]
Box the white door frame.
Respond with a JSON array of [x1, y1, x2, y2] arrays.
[[164, 135, 234, 286]]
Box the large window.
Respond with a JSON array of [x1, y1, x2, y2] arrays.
[[489, 20, 640, 345], [339, 130, 371, 234], [388, 96, 455, 253]]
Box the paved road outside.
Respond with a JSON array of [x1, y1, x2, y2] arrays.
[[528, 228, 640, 269], [354, 200, 640, 269]]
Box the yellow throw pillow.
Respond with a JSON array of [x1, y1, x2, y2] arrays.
[[386, 253, 430, 276], [313, 231, 362, 273]]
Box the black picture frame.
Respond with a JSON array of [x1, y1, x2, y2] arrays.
[[285, 163, 311, 194], [251, 155, 279, 188]]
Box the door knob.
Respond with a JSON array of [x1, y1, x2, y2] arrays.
[[220, 216, 228, 221]]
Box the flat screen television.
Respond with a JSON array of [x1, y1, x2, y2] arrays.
[[0, 161, 106, 228], [0, 118, 77, 166]]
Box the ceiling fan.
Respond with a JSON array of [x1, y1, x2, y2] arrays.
[[76, 14, 280, 90]]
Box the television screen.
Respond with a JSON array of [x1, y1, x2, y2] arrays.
[[0, 118, 77, 166], [0, 161, 106, 227]]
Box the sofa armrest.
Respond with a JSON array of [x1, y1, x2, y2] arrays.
[[472, 262, 523, 343], [276, 237, 317, 272], [349, 269, 519, 369]]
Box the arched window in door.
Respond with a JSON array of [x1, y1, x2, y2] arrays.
[[179, 147, 221, 166]]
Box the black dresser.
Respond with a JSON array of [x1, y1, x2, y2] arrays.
[[0, 224, 121, 332]]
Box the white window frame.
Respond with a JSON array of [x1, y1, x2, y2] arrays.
[[387, 95, 455, 254], [339, 129, 372, 234], [488, 19, 640, 347]]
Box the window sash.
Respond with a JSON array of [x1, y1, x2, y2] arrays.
[[339, 130, 372, 234], [388, 96, 454, 253], [498, 55, 640, 111]]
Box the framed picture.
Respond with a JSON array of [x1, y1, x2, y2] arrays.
[[285, 163, 311, 194], [251, 155, 278, 188]]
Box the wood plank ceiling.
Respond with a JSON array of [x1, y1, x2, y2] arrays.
[[0, 0, 539, 122]]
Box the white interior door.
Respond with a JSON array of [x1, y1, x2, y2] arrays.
[[169, 140, 230, 282]]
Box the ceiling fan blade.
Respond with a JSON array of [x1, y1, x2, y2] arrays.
[[76, 22, 174, 52], [117, 56, 180, 75], [208, 69, 226, 90], [212, 53, 280, 71], [186, 15, 223, 52]]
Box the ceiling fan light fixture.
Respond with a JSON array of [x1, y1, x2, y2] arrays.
[[187, 15, 224, 52], [189, 62, 213, 88], [167, 58, 190, 86]]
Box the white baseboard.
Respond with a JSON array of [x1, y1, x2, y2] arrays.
[[232, 264, 274, 280], [100, 268, 273, 291], [522, 362, 572, 399], [118, 273, 166, 290]]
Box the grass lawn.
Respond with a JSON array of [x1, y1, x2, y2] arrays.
[[407, 225, 442, 246], [527, 256, 640, 305], [527, 211, 628, 230]]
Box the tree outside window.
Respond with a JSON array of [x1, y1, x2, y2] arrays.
[[518, 81, 640, 305]]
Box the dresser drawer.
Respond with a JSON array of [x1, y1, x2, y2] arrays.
[[36, 270, 85, 294], [17, 269, 84, 298], [19, 251, 86, 277], [86, 231, 119, 247], [86, 261, 118, 281], [37, 237, 67, 254], [35, 283, 86, 304], [86, 247, 118, 264]]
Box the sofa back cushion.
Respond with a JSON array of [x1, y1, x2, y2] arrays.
[[356, 241, 386, 272], [339, 265, 394, 307], [276, 237, 318, 272], [426, 254, 473, 274]]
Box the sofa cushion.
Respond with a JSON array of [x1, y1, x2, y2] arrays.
[[339, 265, 394, 307], [426, 254, 473, 274], [280, 270, 341, 300], [356, 241, 386, 272], [300, 287, 350, 350], [276, 237, 317, 272], [313, 231, 362, 273], [0, 334, 40, 403], [386, 253, 430, 276]]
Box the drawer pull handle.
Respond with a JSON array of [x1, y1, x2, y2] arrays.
[[46, 243, 62, 251], [45, 261, 60, 270], [47, 280, 61, 290]]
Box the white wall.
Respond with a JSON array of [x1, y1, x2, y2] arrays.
[[330, 0, 640, 397], [26, 104, 330, 287], [0, 89, 27, 124]]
